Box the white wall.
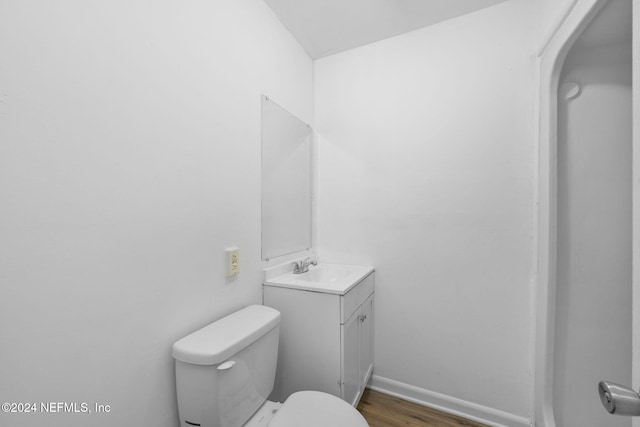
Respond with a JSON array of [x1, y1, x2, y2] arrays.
[[315, 0, 535, 422], [0, 1, 312, 426]]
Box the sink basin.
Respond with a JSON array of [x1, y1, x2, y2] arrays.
[[296, 266, 355, 283], [263, 263, 374, 295]]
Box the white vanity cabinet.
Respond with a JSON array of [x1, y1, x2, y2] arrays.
[[263, 267, 374, 407]]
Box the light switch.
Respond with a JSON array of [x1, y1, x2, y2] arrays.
[[225, 246, 240, 276]]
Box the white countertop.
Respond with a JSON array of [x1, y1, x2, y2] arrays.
[[263, 263, 374, 295]]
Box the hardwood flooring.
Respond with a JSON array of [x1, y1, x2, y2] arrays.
[[357, 389, 490, 427]]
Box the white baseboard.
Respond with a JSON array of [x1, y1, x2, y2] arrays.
[[368, 375, 531, 427]]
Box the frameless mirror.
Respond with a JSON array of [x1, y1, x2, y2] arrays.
[[261, 96, 312, 260]]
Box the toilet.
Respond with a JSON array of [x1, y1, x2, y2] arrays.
[[172, 304, 369, 427]]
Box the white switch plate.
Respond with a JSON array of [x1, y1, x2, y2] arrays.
[[225, 246, 240, 276]]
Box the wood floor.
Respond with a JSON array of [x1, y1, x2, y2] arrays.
[[357, 389, 490, 427]]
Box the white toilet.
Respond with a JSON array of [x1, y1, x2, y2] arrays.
[[172, 304, 369, 427]]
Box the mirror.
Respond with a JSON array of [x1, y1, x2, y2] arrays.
[[261, 96, 312, 260]]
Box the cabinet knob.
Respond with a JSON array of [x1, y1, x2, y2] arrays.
[[359, 314, 367, 322]]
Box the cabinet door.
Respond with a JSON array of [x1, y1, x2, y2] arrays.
[[341, 312, 360, 406], [359, 295, 374, 388]]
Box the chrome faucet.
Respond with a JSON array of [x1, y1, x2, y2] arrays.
[[292, 257, 317, 274]]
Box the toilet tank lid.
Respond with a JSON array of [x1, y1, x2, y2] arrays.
[[172, 305, 280, 365]]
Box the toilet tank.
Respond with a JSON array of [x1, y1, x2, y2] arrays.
[[172, 305, 281, 427]]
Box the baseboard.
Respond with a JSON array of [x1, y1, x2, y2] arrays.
[[368, 375, 531, 427]]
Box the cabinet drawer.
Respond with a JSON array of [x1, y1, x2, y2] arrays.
[[341, 272, 374, 323]]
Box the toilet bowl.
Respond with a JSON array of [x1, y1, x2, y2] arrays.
[[267, 391, 368, 427], [172, 305, 369, 427], [244, 391, 368, 427]]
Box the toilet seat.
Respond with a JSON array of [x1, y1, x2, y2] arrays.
[[269, 391, 369, 427]]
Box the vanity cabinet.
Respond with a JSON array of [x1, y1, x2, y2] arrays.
[[263, 270, 374, 407]]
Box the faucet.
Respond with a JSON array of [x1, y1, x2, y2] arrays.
[[292, 257, 317, 274]]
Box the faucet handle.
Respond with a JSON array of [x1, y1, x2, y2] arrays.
[[292, 261, 302, 273], [292, 258, 316, 274]]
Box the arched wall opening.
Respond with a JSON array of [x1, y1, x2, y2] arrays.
[[535, 0, 633, 426]]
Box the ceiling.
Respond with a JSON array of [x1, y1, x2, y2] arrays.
[[264, 0, 509, 59]]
